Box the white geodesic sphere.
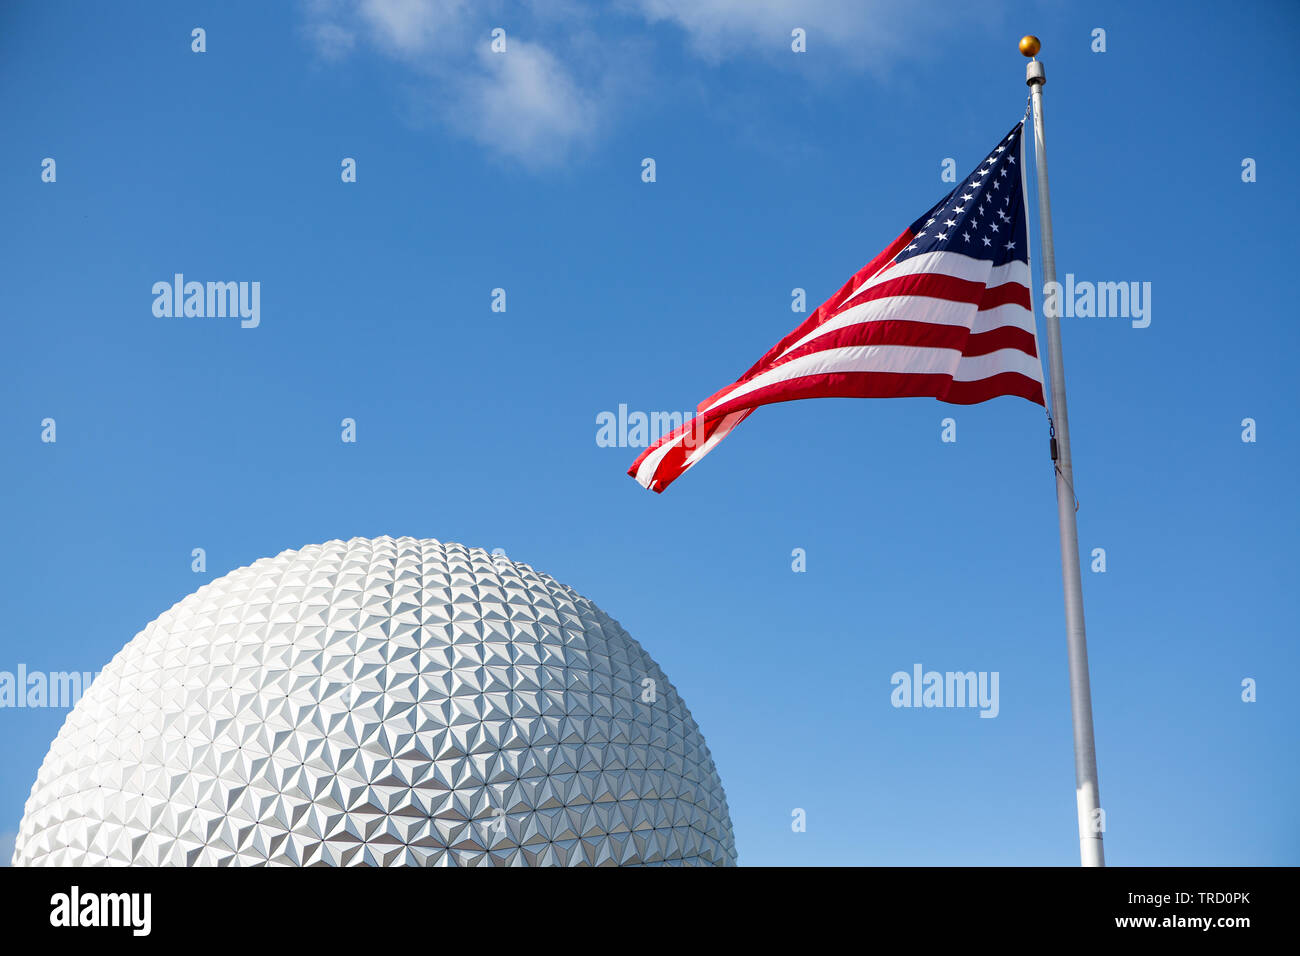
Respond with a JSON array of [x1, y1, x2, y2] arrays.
[[13, 537, 736, 866]]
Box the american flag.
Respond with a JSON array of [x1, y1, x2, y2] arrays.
[[629, 120, 1045, 493]]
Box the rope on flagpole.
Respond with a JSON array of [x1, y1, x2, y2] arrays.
[[1045, 412, 1080, 512]]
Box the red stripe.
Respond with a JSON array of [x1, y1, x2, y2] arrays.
[[840, 272, 1031, 314], [707, 369, 1044, 419], [627, 409, 754, 493], [632, 364, 1046, 491], [705, 272, 1030, 411], [757, 320, 1038, 374], [627, 412, 724, 475], [631, 441, 688, 492], [941, 372, 1045, 405], [966, 326, 1036, 357]]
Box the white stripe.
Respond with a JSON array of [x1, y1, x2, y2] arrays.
[[702, 344, 1042, 413], [684, 410, 747, 467], [973, 302, 1034, 336], [951, 346, 1043, 382], [848, 251, 1029, 305], [634, 432, 684, 487], [779, 295, 1035, 358], [634, 414, 723, 486]]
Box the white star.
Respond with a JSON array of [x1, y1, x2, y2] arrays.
[[989, 222, 999, 233], [1000, 168, 1008, 177], [936, 232, 948, 240], [915, 232, 926, 238], [944, 219, 957, 227], [997, 210, 1010, 222], [981, 236, 992, 246], [926, 218, 936, 226], [960, 193, 973, 201], [1004, 195, 1011, 206], [1005, 240, 1016, 250], [906, 244, 919, 251], [951, 206, 965, 214], [1008, 155, 1016, 164], [969, 180, 982, 188], [962, 232, 971, 241], [993, 180, 1001, 190], [978, 204, 985, 215], [996, 146, 1005, 153]]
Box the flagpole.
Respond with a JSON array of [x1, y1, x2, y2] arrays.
[[1021, 35, 1105, 867]]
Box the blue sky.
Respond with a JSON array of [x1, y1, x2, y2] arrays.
[[2, 0, 1297, 866]]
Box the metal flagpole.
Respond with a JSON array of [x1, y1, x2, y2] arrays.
[[1020, 35, 1105, 867]]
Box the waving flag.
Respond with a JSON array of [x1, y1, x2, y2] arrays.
[[629, 121, 1044, 493]]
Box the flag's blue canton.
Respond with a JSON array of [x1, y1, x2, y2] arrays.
[[896, 122, 1028, 269]]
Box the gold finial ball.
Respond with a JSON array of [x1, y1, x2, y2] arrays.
[[1019, 35, 1041, 57]]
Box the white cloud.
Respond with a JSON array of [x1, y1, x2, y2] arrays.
[[303, 0, 602, 169], [448, 42, 600, 167], [356, 0, 468, 57], [301, 0, 954, 168], [634, 0, 935, 68]]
